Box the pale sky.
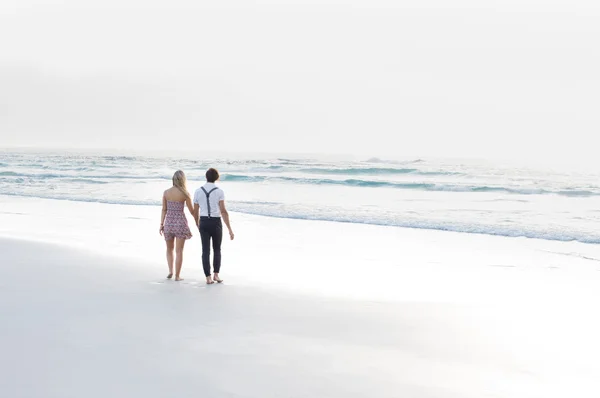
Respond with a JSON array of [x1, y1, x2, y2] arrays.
[[0, 0, 599, 163]]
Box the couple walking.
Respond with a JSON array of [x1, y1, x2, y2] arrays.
[[159, 168, 234, 284]]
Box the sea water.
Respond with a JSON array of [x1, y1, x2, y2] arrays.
[[1, 150, 599, 244]]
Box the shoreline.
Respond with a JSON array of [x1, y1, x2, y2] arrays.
[[2, 193, 600, 246], [1, 195, 600, 304], [2, 192, 599, 245]]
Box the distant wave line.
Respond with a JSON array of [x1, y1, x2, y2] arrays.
[[220, 174, 599, 197], [2, 170, 599, 197], [299, 167, 459, 176]]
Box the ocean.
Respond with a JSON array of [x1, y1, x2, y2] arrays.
[[1, 150, 599, 244]]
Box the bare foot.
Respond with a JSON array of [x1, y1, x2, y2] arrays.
[[206, 276, 214, 284], [166, 273, 173, 279], [175, 277, 184, 281], [213, 274, 223, 283]]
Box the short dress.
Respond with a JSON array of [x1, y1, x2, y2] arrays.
[[163, 201, 192, 240]]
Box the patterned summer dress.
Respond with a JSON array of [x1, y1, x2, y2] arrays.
[[163, 201, 192, 240]]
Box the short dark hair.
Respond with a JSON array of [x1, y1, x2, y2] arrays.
[[206, 168, 220, 183]]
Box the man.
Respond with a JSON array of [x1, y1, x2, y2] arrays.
[[193, 168, 235, 284]]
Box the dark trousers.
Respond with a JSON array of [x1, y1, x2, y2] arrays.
[[199, 217, 222, 277]]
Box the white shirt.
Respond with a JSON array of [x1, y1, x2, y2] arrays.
[[193, 183, 225, 217]]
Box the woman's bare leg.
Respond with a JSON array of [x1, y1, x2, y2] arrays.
[[166, 238, 174, 278], [174, 238, 185, 281]]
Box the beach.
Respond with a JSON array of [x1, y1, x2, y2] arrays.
[[3, 0, 600, 395], [2, 195, 600, 397]]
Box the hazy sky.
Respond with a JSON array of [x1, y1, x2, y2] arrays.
[[1, 0, 599, 163]]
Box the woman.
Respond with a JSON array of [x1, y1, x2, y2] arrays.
[[160, 170, 198, 281]]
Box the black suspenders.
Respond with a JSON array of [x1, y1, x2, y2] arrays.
[[200, 187, 219, 218]]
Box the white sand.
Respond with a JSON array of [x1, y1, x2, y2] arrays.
[[1, 196, 600, 396]]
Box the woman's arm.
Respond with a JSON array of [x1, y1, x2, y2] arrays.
[[159, 192, 167, 235], [219, 200, 234, 240]]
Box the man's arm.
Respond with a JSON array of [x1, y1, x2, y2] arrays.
[[191, 191, 200, 228], [193, 203, 200, 227], [219, 200, 234, 240], [187, 196, 199, 226]]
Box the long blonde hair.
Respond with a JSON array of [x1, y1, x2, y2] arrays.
[[172, 170, 191, 199]]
